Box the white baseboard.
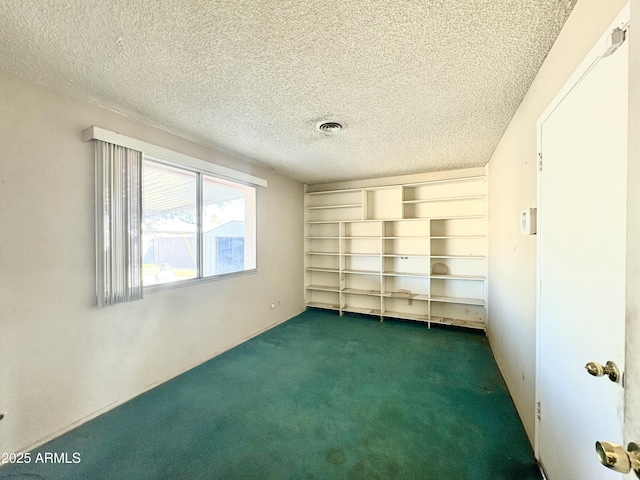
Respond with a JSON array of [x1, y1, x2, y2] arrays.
[[14, 313, 299, 454]]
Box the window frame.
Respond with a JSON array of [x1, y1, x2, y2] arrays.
[[142, 154, 258, 292]]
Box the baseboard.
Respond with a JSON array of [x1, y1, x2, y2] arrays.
[[486, 334, 536, 448], [14, 312, 301, 454]]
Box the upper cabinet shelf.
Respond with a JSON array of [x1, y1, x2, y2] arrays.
[[402, 195, 486, 204], [305, 203, 362, 211], [305, 189, 364, 222]]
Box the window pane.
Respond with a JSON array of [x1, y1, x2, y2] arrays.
[[202, 175, 256, 276], [142, 161, 198, 286]]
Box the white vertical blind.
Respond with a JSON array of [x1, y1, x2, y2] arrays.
[[95, 141, 143, 306]]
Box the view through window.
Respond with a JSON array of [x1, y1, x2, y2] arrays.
[[142, 159, 256, 287]]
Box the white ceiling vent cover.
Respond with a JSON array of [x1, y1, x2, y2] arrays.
[[316, 121, 343, 134]]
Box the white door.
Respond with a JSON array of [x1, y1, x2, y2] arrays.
[[537, 14, 628, 480]]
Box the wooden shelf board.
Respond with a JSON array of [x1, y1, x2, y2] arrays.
[[341, 252, 381, 257], [383, 291, 429, 301], [365, 217, 408, 221], [383, 253, 429, 258], [306, 267, 340, 273], [305, 236, 340, 239], [342, 269, 381, 275], [306, 188, 362, 196], [402, 175, 486, 187], [402, 195, 486, 204], [382, 236, 430, 239], [306, 285, 340, 292], [430, 235, 486, 239], [382, 218, 430, 222], [343, 288, 381, 296], [363, 185, 403, 191], [342, 219, 384, 224], [305, 221, 341, 225], [305, 251, 340, 256], [430, 254, 486, 259], [427, 215, 487, 221], [431, 274, 486, 281], [430, 295, 486, 306], [382, 310, 429, 322], [382, 271, 429, 278], [306, 302, 340, 311], [343, 235, 380, 238], [430, 315, 485, 330], [306, 203, 362, 211], [343, 306, 382, 316]]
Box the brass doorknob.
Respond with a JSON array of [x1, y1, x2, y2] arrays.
[[585, 360, 620, 382], [595, 441, 640, 477]]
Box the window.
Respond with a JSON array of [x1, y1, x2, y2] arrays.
[[142, 158, 257, 287]]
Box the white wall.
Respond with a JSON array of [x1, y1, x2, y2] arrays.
[[0, 70, 305, 454], [624, 0, 640, 471], [487, 0, 628, 443]]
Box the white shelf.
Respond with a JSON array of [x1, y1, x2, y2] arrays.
[[383, 291, 429, 301], [382, 236, 430, 239], [307, 285, 341, 292], [306, 188, 361, 196], [428, 215, 486, 220], [402, 195, 486, 205], [343, 306, 382, 316], [304, 172, 487, 330], [430, 254, 485, 259], [430, 315, 485, 330], [343, 235, 380, 238], [342, 269, 381, 275], [305, 203, 362, 211], [430, 236, 485, 239], [431, 295, 486, 306], [342, 219, 384, 224], [307, 301, 341, 311], [382, 310, 429, 322], [343, 288, 382, 295], [403, 175, 486, 187], [383, 271, 430, 278], [431, 274, 486, 281]]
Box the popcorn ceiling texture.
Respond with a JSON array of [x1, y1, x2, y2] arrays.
[[0, 0, 576, 184]]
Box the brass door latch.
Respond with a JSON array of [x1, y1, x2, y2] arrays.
[[585, 360, 620, 383], [596, 441, 640, 477]]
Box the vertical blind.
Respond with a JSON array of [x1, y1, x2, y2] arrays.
[[95, 141, 143, 306]]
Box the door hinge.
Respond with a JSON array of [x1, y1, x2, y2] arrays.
[[536, 401, 542, 420], [602, 26, 627, 58], [538, 153, 543, 172]]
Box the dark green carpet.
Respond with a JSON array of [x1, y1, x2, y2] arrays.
[[1, 309, 540, 480]]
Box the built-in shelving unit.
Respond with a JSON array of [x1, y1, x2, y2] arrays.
[[304, 173, 488, 330]]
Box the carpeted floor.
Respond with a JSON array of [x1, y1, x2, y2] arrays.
[[1, 309, 540, 479]]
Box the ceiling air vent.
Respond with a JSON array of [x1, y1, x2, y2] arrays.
[[316, 121, 343, 134]]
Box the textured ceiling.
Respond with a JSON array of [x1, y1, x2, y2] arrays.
[[0, 0, 576, 184]]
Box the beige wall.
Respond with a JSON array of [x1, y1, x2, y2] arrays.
[[0, 70, 305, 454], [624, 0, 640, 467], [487, 0, 628, 443]]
